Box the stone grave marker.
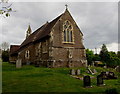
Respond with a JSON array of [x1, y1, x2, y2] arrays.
[[76, 69, 80, 75], [104, 66, 107, 68], [16, 59, 22, 68], [87, 68, 94, 75], [93, 69, 97, 73], [115, 66, 120, 72], [108, 72, 117, 79], [83, 76, 92, 87], [70, 69, 75, 75], [100, 72, 108, 79], [106, 71, 109, 75], [97, 75, 104, 86]]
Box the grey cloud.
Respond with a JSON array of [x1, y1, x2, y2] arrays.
[[1, 2, 118, 50]]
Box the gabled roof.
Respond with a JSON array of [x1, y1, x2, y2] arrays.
[[10, 45, 20, 55], [20, 14, 63, 49]]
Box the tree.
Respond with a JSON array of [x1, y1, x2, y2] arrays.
[[86, 49, 94, 65], [108, 51, 120, 67], [0, 0, 14, 17], [92, 54, 101, 61], [99, 44, 110, 63], [117, 51, 120, 58], [1, 42, 9, 51], [2, 50, 9, 62]]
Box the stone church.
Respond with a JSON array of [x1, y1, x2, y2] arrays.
[[9, 6, 87, 68]]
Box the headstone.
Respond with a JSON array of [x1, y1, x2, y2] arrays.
[[92, 62, 94, 66], [87, 68, 94, 75], [97, 75, 104, 86], [76, 69, 80, 75], [108, 72, 117, 79], [106, 71, 109, 75], [104, 66, 107, 68], [70, 69, 75, 75], [86, 70, 90, 74], [16, 59, 22, 68], [100, 72, 108, 79], [83, 76, 92, 87], [115, 66, 120, 72], [93, 69, 97, 73]]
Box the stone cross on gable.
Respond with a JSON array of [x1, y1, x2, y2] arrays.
[[65, 4, 68, 9]]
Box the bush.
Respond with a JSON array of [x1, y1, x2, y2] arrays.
[[2, 50, 9, 62]]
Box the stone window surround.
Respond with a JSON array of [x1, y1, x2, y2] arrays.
[[25, 50, 30, 59], [62, 20, 75, 44]]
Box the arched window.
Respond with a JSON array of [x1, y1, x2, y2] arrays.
[[25, 50, 30, 59], [63, 20, 73, 43]]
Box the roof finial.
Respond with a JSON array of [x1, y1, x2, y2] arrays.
[[65, 4, 68, 10], [28, 22, 31, 27]]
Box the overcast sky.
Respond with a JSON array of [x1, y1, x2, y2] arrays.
[[1, 2, 118, 53]]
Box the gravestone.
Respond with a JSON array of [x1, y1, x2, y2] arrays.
[[106, 71, 109, 75], [83, 76, 91, 87], [100, 72, 108, 79], [97, 75, 104, 86], [115, 66, 120, 72], [93, 69, 97, 73], [70, 69, 75, 75], [87, 68, 94, 75], [104, 66, 107, 68], [16, 59, 22, 68], [86, 70, 90, 74], [76, 69, 80, 75], [108, 72, 117, 79]]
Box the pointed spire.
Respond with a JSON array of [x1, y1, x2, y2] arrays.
[[26, 24, 32, 38]]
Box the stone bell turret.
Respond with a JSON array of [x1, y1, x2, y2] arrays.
[[26, 24, 32, 38]]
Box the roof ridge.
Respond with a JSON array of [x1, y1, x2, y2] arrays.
[[19, 13, 63, 50]]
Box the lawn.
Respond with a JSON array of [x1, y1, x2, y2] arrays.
[[2, 62, 120, 93]]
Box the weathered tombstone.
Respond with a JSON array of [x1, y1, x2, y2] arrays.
[[70, 69, 75, 75], [115, 66, 120, 72], [83, 76, 92, 87], [16, 59, 22, 68], [108, 72, 117, 79], [100, 72, 108, 79], [106, 71, 109, 75], [86, 70, 90, 74], [93, 69, 97, 73], [97, 75, 104, 86], [87, 68, 94, 75], [76, 69, 80, 75], [92, 62, 94, 66], [104, 66, 107, 68]]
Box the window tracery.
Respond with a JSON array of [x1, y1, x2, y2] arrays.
[[63, 20, 74, 43]]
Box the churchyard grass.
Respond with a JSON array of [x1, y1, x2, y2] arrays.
[[2, 62, 120, 93]]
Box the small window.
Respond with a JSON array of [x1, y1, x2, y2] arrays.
[[25, 50, 30, 59]]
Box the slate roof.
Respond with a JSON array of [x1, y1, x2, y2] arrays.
[[10, 45, 20, 55], [20, 14, 63, 49]]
